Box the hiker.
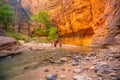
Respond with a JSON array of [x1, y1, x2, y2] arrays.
[[51, 39, 62, 48]]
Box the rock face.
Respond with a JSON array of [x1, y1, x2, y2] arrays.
[[6, 0, 30, 35], [20, 0, 105, 45], [91, 0, 120, 46], [7, 0, 120, 46], [0, 36, 21, 57]]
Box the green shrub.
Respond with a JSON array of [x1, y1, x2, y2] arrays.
[[31, 10, 51, 29], [33, 26, 47, 37], [48, 26, 58, 40], [6, 26, 14, 32]]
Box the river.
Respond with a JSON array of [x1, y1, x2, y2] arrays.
[[0, 45, 94, 80]]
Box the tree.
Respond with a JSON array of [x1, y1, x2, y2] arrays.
[[33, 10, 51, 29], [0, 2, 14, 29], [48, 26, 58, 40]]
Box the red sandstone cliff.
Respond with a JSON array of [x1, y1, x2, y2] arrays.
[[7, 0, 120, 46]]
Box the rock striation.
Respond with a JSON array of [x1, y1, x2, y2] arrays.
[[0, 36, 21, 57], [91, 0, 120, 46]]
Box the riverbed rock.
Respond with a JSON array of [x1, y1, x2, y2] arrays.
[[60, 57, 68, 63], [87, 52, 96, 57], [90, 66, 95, 70], [111, 77, 117, 80], [72, 59, 78, 66], [60, 75, 66, 79], [96, 77, 103, 80], [60, 68, 65, 71], [96, 71, 104, 77], [73, 56, 83, 62], [73, 74, 91, 80], [44, 69, 49, 72], [94, 61, 118, 74], [0, 55, 12, 60], [109, 72, 117, 77], [73, 69, 83, 73], [94, 62, 108, 73], [18, 40, 25, 45], [46, 74, 57, 80]]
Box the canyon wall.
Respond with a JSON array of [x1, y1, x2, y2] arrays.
[[91, 0, 120, 46], [7, 0, 120, 46]]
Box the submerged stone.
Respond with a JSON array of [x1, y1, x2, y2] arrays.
[[72, 59, 78, 66], [46, 74, 57, 80], [2, 56, 12, 60]]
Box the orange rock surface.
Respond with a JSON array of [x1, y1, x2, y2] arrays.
[[8, 0, 120, 46]]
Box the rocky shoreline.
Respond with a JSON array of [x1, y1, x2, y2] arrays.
[[0, 36, 120, 80]]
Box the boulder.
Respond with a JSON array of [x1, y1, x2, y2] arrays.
[[0, 36, 21, 57], [0, 36, 17, 47]]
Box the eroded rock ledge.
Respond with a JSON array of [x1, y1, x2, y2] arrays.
[[0, 36, 22, 57]]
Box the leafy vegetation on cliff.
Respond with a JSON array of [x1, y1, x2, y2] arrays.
[[35, 11, 51, 29], [0, 1, 14, 29], [0, 0, 29, 42], [0, 0, 59, 42], [32, 10, 59, 40]]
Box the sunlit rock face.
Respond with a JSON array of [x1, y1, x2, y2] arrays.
[[7, 0, 120, 46], [20, 0, 105, 45]]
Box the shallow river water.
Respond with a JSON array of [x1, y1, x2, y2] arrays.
[[0, 46, 94, 80]]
